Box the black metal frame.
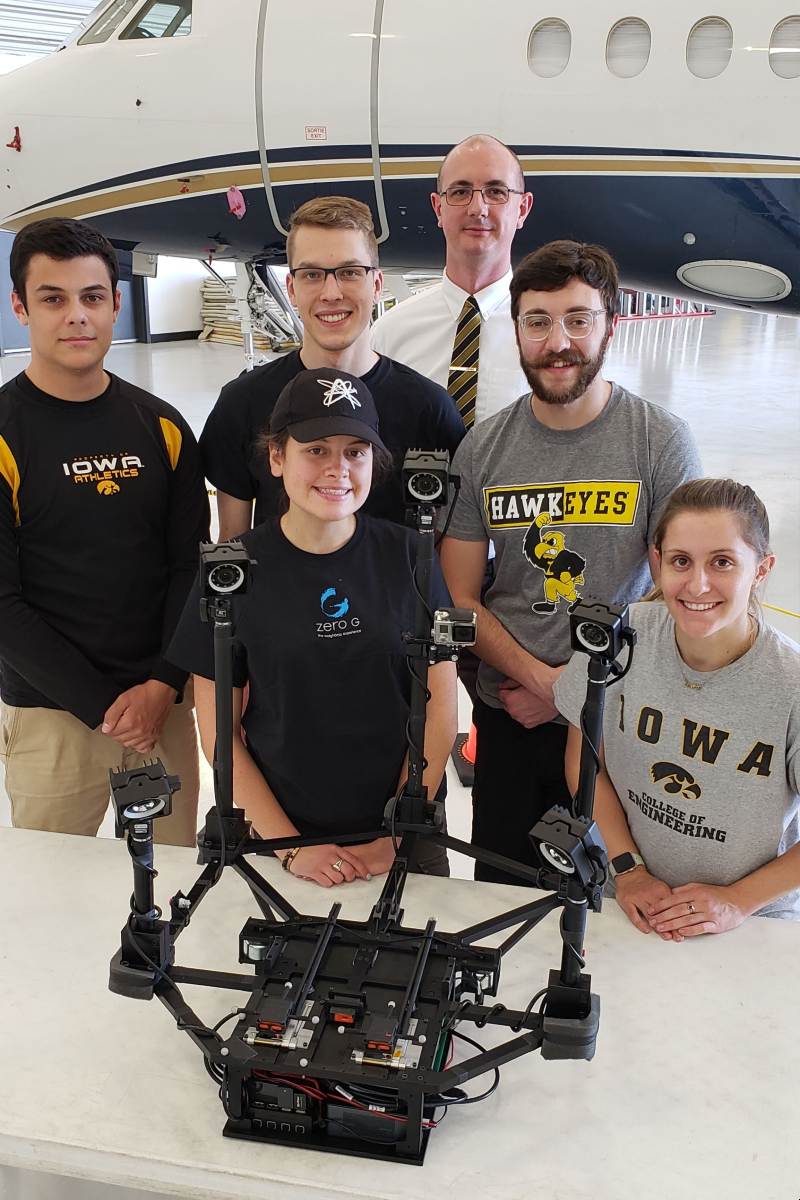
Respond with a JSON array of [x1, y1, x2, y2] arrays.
[[109, 518, 634, 1165]]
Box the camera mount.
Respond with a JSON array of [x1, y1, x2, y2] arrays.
[[109, 505, 633, 1165]]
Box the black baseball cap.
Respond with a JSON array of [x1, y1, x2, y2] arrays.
[[270, 368, 387, 451]]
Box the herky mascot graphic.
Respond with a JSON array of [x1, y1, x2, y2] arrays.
[[523, 511, 586, 616]]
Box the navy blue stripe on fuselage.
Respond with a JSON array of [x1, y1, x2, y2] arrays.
[[30, 142, 800, 210], [80, 172, 800, 315]]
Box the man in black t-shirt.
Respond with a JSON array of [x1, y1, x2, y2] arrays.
[[0, 218, 209, 845], [200, 196, 465, 538]]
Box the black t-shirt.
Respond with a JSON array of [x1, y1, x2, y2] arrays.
[[0, 371, 209, 727], [199, 352, 465, 526], [167, 514, 451, 837]]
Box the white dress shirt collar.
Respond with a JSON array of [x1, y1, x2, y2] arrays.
[[440, 269, 514, 322]]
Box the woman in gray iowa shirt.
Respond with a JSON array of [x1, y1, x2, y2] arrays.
[[554, 478, 800, 939]]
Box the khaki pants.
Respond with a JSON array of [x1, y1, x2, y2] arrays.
[[1, 694, 199, 847]]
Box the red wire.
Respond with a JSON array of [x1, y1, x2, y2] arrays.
[[252, 1072, 437, 1128]]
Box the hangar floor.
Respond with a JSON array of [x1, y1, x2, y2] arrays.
[[1, 307, 798, 879]]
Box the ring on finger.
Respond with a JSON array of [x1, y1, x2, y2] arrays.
[[332, 858, 344, 873], [688, 902, 696, 914]]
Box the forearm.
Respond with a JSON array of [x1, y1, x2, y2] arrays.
[[441, 536, 550, 688], [0, 593, 118, 726], [566, 725, 640, 859], [394, 662, 458, 800], [471, 599, 553, 690], [217, 493, 253, 541], [593, 771, 642, 860], [729, 843, 800, 917], [195, 674, 298, 842], [230, 740, 300, 840]]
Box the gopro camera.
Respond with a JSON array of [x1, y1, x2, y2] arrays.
[[402, 449, 450, 507], [569, 601, 633, 661], [200, 540, 252, 598], [433, 607, 477, 648]]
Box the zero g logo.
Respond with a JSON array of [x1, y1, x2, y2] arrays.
[[316, 586, 361, 639], [320, 587, 349, 619]]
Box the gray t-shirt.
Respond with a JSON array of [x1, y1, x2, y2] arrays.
[[554, 602, 800, 918], [444, 385, 702, 706]]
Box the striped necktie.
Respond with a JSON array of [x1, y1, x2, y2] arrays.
[[447, 295, 481, 428]]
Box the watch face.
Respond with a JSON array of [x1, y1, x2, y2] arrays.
[[611, 853, 636, 875]]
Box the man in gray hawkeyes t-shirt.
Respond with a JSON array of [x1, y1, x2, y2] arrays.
[[555, 602, 800, 919], [440, 240, 702, 884]]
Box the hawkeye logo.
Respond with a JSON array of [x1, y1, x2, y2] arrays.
[[483, 480, 641, 528], [62, 453, 143, 494], [316, 586, 362, 639], [650, 762, 702, 802]]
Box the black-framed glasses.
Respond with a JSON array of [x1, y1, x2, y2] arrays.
[[288, 265, 375, 286], [438, 184, 524, 206], [517, 310, 607, 342]]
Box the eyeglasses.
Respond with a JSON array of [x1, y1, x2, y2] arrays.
[[288, 265, 375, 286], [517, 310, 607, 342], [438, 185, 524, 206]]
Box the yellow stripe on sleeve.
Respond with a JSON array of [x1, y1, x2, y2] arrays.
[[159, 417, 182, 470], [0, 435, 21, 526]]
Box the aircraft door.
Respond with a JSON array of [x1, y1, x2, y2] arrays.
[[256, 0, 388, 240]]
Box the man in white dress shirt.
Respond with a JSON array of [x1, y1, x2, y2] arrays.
[[371, 134, 533, 426]]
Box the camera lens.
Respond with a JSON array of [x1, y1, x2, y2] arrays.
[[539, 842, 576, 875], [575, 621, 611, 654], [407, 471, 444, 502], [122, 797, 166, 821], [208, 563, 245, 594]]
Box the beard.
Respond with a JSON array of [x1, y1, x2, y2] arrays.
[[521, 327, 612, 406]]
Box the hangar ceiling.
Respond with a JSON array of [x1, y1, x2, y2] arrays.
[[0, 1, 95, 57]]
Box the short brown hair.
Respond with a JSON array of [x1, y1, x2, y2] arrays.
[[286, 196, 379, 266], [11, 217, 119, 307], [510, 240, 619, 324], [650, 478, 772, 618]]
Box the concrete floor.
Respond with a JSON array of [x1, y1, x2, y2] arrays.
[[2, 307, 799, 875]]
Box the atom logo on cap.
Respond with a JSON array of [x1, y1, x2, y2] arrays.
[[318, 377, 362, 411]]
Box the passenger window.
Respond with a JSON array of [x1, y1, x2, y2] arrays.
[[686, 17, 733, 78], [527, 18, 572, 78], [77, 0, 141, 45], [769, 16, 800, 78], [120, 0, 192, 40], [606, 18, 651, 78]]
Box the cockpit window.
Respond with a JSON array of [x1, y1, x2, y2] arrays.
[[120, 0, 192, 39], [77, 0, 141, 45]]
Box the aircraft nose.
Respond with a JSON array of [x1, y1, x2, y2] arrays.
[[0, 79, 29, 226]]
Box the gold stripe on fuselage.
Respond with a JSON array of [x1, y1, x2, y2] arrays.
[[5, 155, 800, 231]]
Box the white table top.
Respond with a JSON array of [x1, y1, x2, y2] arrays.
[[0, 826, 797, 1200]]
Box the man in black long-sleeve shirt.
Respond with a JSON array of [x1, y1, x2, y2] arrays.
[[0, 218, 209, 844]]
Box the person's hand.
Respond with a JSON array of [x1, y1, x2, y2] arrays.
[[647, 882, 750, 939], [347, 837, 396, 878], [287, 843, 371, 888], [101, 680, 177, 752], [497, 676, 558, 728], [614, 867, 677, 938]]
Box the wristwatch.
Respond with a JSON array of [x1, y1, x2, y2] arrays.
[[609, 852, 645, 879]]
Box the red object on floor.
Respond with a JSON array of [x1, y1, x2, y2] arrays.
[[461, 723, 477, 765]]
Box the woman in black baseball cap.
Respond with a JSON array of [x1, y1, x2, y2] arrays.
[[169, 368, 456, 887]]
